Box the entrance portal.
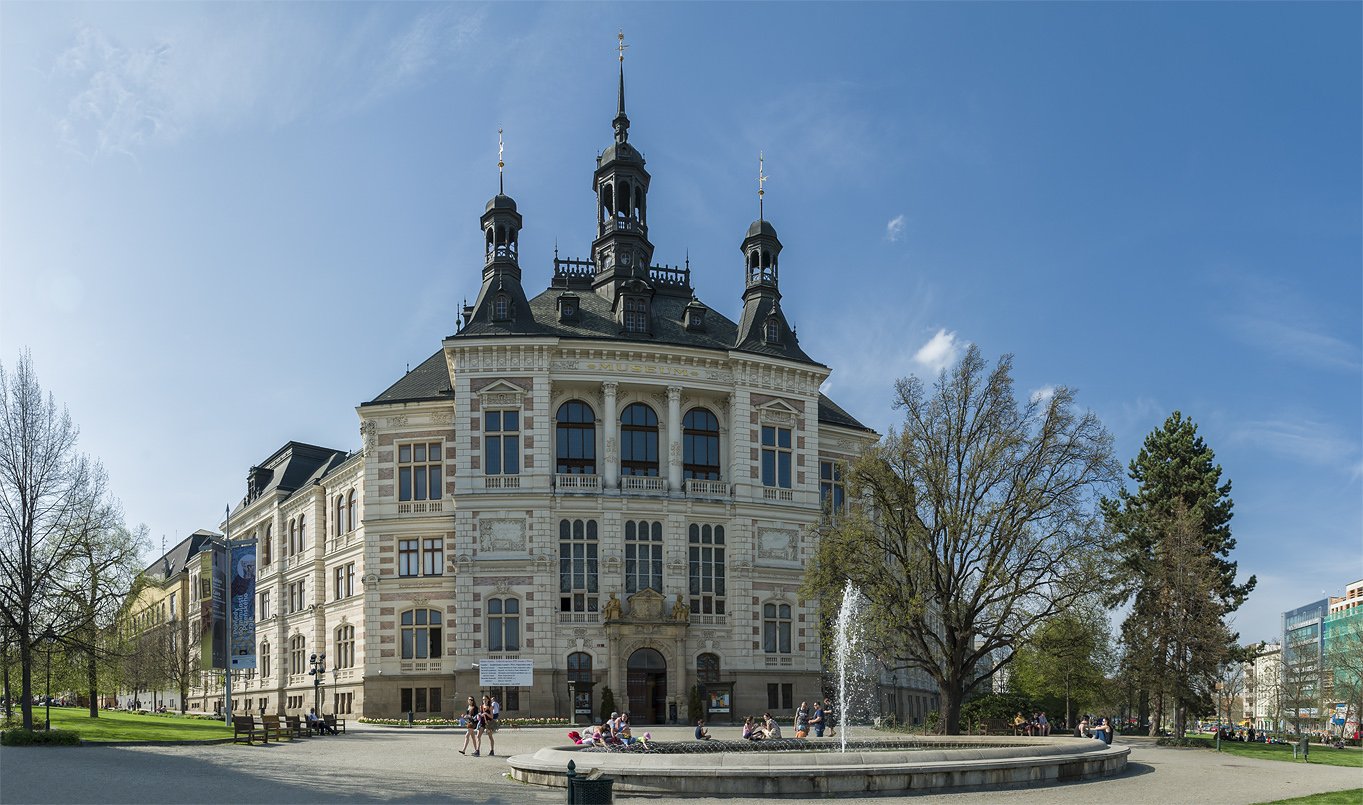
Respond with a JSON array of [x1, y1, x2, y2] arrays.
[[626, 648, 667, 724]]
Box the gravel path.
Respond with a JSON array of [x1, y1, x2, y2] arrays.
[[1, 726, 1358, 804]]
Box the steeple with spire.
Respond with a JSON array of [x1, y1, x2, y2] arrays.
[[735, 152, 806, 358], [462, 129, 532, 331]]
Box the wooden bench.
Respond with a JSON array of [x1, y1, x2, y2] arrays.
[[975, 718, 1014, 736], [233, 716, 264, 744], [261, 714, 288, 742], [285, 714, 314, 738], [325, 714, 346, 734]]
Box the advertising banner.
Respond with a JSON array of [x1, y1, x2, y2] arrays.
[[229, 542, 257, 669], [479, 659, 534, 687]]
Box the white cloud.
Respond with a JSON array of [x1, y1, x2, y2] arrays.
[[1029, 385, 1056, 406], [885, 214, 906, 242], [1230, 418, 1360, 472], [913, 328, 964, 375]]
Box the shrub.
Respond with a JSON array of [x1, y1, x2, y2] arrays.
[[599, 687, 617, 723], [1, 729, 82, 746], [1156, 736, 1212, 748], [687, 685, 703, 724]]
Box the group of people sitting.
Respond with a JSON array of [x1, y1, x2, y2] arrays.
[[738, 713, 785, 740], [566, 711, 650, 748], [1076, 715, 1113, 744], [1012, 711, 1051, 736]]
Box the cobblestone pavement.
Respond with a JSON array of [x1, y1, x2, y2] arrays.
[[1, 725, 1359, 804]]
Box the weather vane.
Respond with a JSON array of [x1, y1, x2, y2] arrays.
[[497, 128, 505, 193], [758, 151, 769, 220], [618, 30, 629, 63]]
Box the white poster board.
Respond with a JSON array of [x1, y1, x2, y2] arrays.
[[479, 659, 534, 687]]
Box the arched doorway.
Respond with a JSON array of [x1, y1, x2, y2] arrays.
[[627, 648, 667, 724]]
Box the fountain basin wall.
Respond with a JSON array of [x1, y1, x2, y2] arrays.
[[508, 735, 1129, 797]]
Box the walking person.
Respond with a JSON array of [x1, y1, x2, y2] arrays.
[[795, 701, 810, 738], [459, 696, 479, 755], [810, 701, 825, 738], [478, 703, 497, 756], [823, 698, 837, 737]]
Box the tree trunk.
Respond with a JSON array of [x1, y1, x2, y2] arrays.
[[1148, 691, 1163, 737], [19, 639, 33, 730], [87, 647, 98, 718], [1138, 689, 1150, 733], [940, 680, 964, 735]]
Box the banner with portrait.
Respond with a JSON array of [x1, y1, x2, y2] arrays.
[[229, 542, 256, 669]]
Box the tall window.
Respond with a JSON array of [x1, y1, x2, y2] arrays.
[[820, 460, 846, 514], [567, 652, 593, 684], [335, 625, 355, 669], [620, 403, 659, 477], [487, 598, 520, 652], [401, 609, 442, 659], [286, 580, 305, 614], [688, 524, 726, 615], [683, 408, 721, 480], [697, 653, 720, 684], [764, 317, 781, 344], [290, 636, 306, 675], [398, 539, 419, 577], [761, 426, 792, 488], [484, 411, 520, 475], [287, 518, 297, 557], [334, 563, 355, 600], [422, 538, 444, 576], [559, 519, 599, 613], [260, 642, 271, 677], [347, 490, 357, 532], [624, 520, 663, 593], [261, 524, 272, 566], [259, 590, 271, 619], [763, 602, 792, 654], [334, 495, 344, 536], [555, 401, 597, 474], [398, 442, 443, 501], [297, 515, 306, 554], [623, 297, 648, 333]]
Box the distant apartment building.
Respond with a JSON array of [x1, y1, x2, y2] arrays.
[[1280, 578, 1363, 734], [1242, 641, 1282, 733]]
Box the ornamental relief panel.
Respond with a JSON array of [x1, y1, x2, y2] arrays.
[[756, 527, 800, 562], [478, 518, 527, 552]]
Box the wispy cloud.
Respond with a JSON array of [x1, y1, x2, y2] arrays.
[[1030, 385, 1056, 406], [1230, 417, 1360, 472], [1215, 272, 1360, 373], [1223, 314, 1360, 372], [886, 214, 906, 242], [913, 328, 965, 375]]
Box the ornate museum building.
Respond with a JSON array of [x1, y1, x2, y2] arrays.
[[133, 56, 943, 725]]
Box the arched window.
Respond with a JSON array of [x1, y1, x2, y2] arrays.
[[297, 514, 306, 554], [335, 496, 344, 536], [683, 408, 721, 480], [335, 625, 355, 669], [487, 598, 520, 652], [762, 602, 792, 654], [400, 609, 442, 660], [262, 524, 272, 566], [260, 642, 271, 677], [624, 520, 663, 593], [287, 518, 297, 557], [567, 651, 593, 684], [555, 401, 597, 475], [347, 490, 357, 533], [697, 653, 720, 684], [764, 317, 781, 344], [494, 294, 509, 320], [620, 403, 659, 477]]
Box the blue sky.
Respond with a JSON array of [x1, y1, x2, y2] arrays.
[[2, 2, 1358, 646]]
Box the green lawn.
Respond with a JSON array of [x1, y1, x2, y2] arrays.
[[27, 707, 233, 743], [1256, 790, 1363, 805], [1196, 737, 1363, 769]]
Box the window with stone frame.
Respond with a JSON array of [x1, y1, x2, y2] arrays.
[[555, 401, 597, 474], [763, 317, 781, 344], [347, 490, 357, 532], [493, 294, 510, 320], [334, 563, 355, 600], [568, 651, 593, 684], [334, 495, 345, 536], [401, 686, 442, 713], [762, 602, 792, 654], [819, 460, 846, 515], [624, 520, 663, 593], [761, 426, 793, 489], [296, 515, 307, 554], [687, 524, 726, 615], [286, 580, 305, 614], [697, 653, 720, 684], [290, 635, 306, 675], [620, 403, 659, 477], [683, 408, 721, 480], [487, 598, 520, 652], [260, 642, 271, 677], [259, 589, 271, 620], [623, 296, 649, 333], [335, 624, 355, 669], [400, 609, 442, 660], [484, 411, 520, 475], [261, 524, 272, 566], [559, 518, 599, 613], [398, 442, 443, 501], [398, 539, 419, 577], [422, 538, 444, 576]]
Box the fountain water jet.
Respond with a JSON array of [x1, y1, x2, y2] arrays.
[[833, 579, 867, 752]]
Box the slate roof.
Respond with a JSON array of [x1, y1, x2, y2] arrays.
[[143, 529, 218, 580], [817, 393, 873, 433], [364, 351, 452, 407]]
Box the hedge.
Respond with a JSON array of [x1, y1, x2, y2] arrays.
[[1, 728, 82, 746]]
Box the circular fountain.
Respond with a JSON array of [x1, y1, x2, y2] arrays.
[[509, 582, 1128, 796]]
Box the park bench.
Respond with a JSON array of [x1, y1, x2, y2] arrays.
[[975, 718, 1013, 736], [261, 714, 289, 742], [285, 714, 314, 738], [325, 714, 346, 734], [232, 716, 264, 744]]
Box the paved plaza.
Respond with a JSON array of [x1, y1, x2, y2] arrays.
[[1, 725, 1359, 804]]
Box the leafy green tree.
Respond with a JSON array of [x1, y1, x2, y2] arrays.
[[1103, 412, 1255, 737], [805, 346, 1119, 734], [1010, 606, 1112, 729]]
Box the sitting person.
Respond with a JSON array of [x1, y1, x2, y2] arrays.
[[1013, 712, 1028, 736], [695, 719, 712, 740], [306, 707, 337, 735], [762, 713, 782, 739], [1077, 717, 1090, 738], [567, 730, 584, 744], [742, 716, 759, 740]]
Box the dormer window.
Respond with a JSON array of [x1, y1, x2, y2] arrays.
[[623, 297, 649, 334], [763, 316, 781, 344], [683, 304, 706, 332], [557, 293, 580, 324], [493, 294, 510, 321]]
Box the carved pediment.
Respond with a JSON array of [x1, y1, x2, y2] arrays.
[[625, 587, 666, 621]]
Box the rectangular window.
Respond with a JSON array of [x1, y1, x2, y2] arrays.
[[168, 592, 177, 621], [286, 581, 305, 614], [687, 524, 726, 615], [763, 602, 792, 654], [422, 538, 444, 576], [782, 683, 793, 709], [259, 590, 271, 620], [334, 692, 353, 715], [398, 540, 419, 577], [624, 520, 663, 594], [819, 460, 846, 514], [767, 683, 779, 710], [484, 411, 521, 475], [487, 598, 520, 652], [399, 687, 442, 714], [761, 426, 792, 488], [559, 519, 599, 613], [334, 563, 355, 600], [398, 442, 443, 501]]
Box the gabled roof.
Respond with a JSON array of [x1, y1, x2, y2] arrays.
[[817, 393, 874, 433], [363, 351, 453, 407], [143, 529, 218, 579]]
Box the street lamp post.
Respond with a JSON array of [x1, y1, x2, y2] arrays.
[[308, 652, 326, 714]]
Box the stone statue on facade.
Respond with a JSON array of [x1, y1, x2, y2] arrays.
[[603, 592, 623, 621], [672, 595, 690, 623]]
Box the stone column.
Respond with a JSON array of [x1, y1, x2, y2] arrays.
[[603, 382, 619, 489], [666, 385, 683, 492]]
